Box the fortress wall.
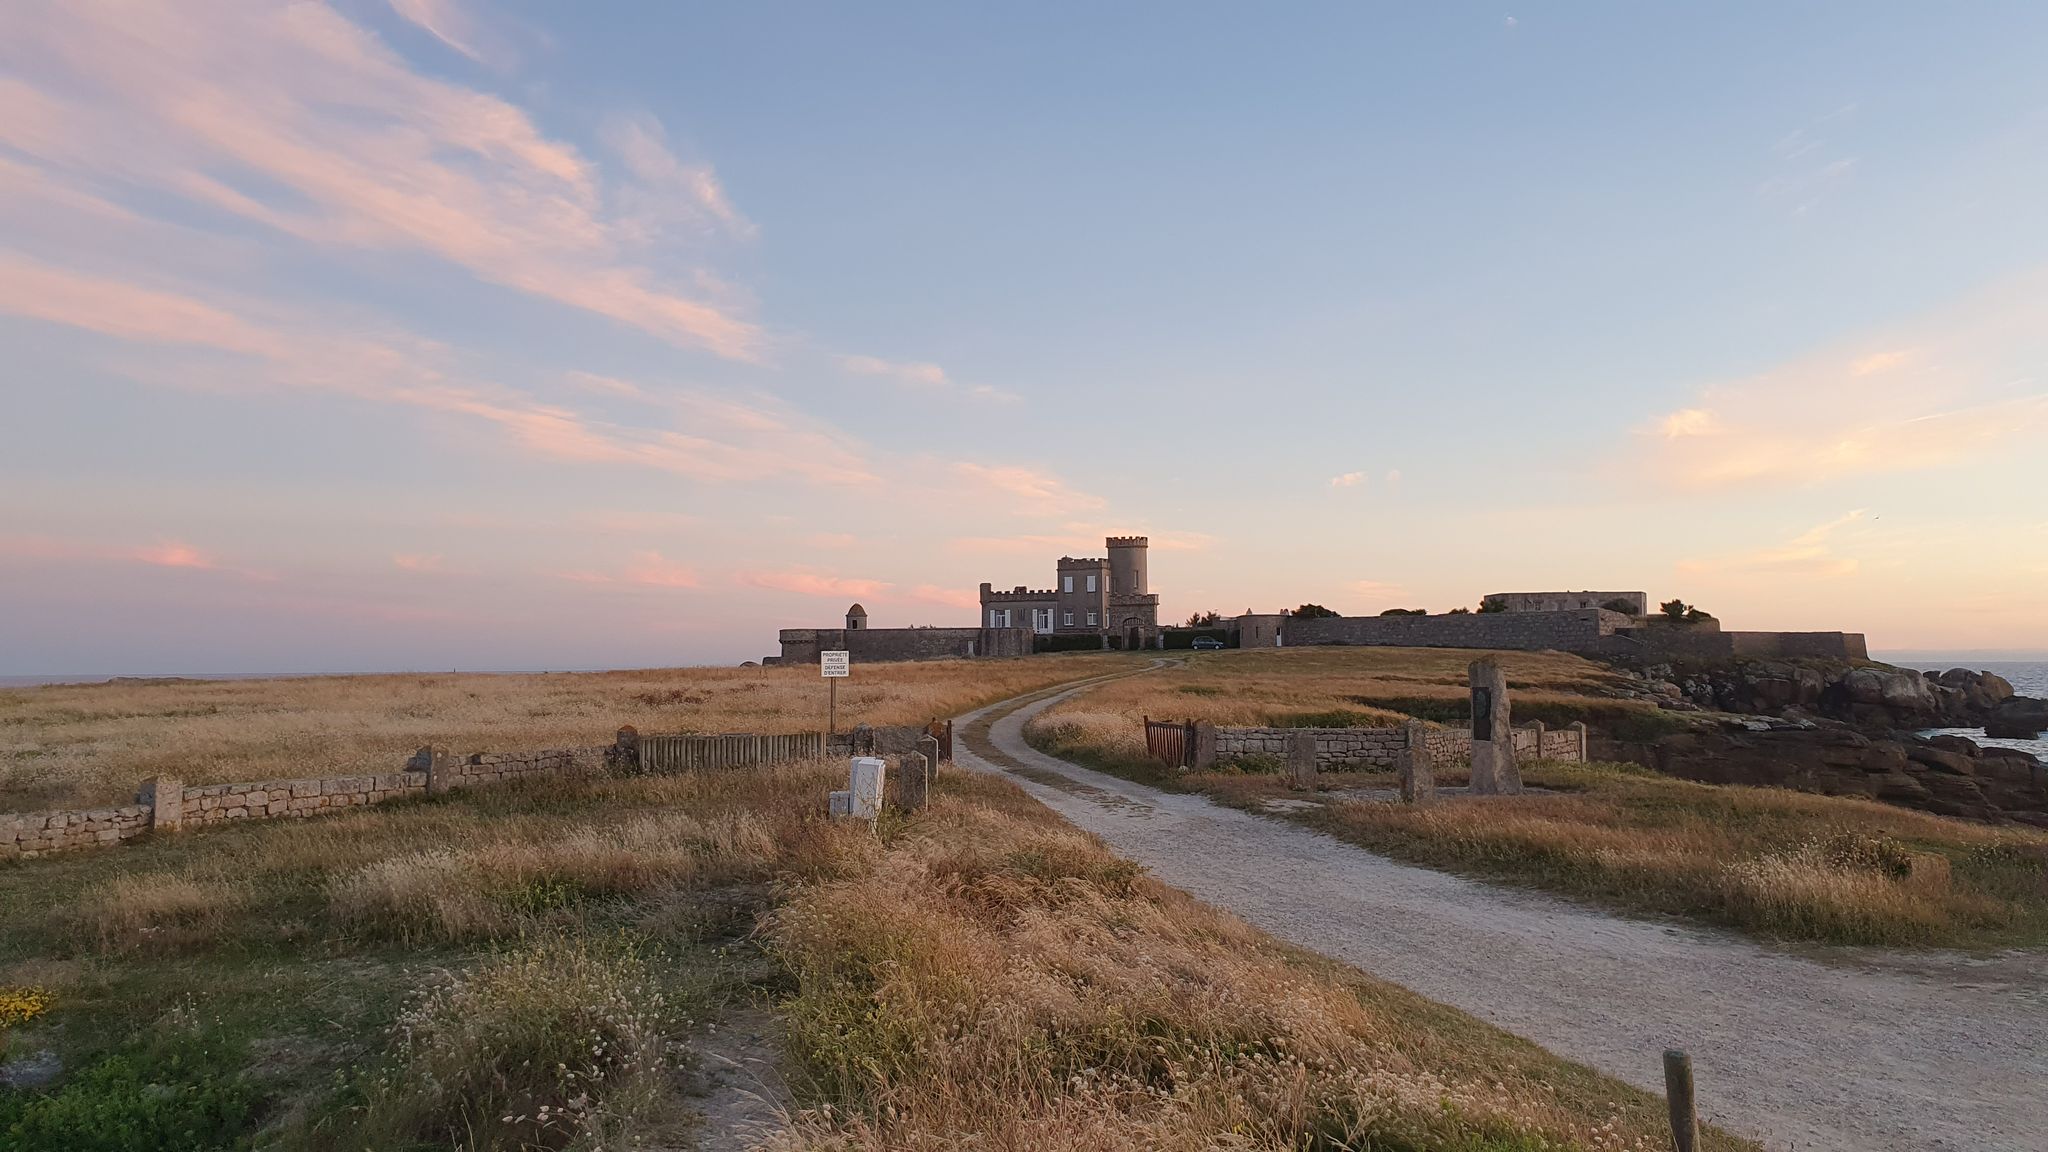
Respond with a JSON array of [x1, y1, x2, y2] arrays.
[[1285, 609, 1621, 652], [1728, 631, 1870, 660], [778, 627, 1031, 664]]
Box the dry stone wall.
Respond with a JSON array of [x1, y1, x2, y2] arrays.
[[2, 803, 153, 858], [1212, 722, 1585, 772]]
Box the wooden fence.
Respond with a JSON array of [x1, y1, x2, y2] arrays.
[[637, 732, 825, 773], [1144, 716, 1196, 770]]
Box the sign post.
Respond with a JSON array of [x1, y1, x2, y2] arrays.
[[820, 650, 850, 733]]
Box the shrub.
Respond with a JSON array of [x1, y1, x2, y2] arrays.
[[1377, 608, 1427, 616], [331, 937, 676, 1150], [1478, 596, 1507, 614], [1291, 603, 1340, 619], [0, 1017, 258, 1151]]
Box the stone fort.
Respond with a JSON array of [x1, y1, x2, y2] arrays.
[[771, 536, 1865, 664]]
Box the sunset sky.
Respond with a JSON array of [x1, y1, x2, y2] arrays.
[[4, 1, 2047, 673]]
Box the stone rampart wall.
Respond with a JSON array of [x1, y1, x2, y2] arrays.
[[1285, 609, 1624, 653], [780, 627, 1032, 664], [1727, 631, 1870, 660]]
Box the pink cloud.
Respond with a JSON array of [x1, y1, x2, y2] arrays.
[[0, 1, 759, 359], [392, 553, 444, 572], [132, 540, 214, 569], [738, 569, 891, 598], [952, 463, 1104, 516], [621, 551, 699, 588], [908, 584, 979, 611]]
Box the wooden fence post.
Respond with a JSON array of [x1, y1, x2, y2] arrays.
[[1663, 1049, 1697, 1152]]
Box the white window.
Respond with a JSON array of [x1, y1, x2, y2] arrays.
[[1062, 611, 1074, 627], [1032, 608, 1053, 633], [1086, 611, 1098, 627], [989, 608, 1012, 627], [1062, 575, 1074, 593], [1085, 573, 1097, 593]]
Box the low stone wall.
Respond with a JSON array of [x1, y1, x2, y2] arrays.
[[1212, 722, 1586, 771], [2, 803, 153, 858], [2, 743, 607, 863]]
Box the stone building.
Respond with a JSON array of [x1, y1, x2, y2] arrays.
[[979, 535, 1161, 649]]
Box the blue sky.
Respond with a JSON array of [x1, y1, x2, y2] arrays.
[[3, 1, 2046, 672]]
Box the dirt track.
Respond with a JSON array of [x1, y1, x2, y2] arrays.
[[957, 679, 2048, 1152]]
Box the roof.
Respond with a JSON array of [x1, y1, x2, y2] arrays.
[[846, 603, 868, 615]]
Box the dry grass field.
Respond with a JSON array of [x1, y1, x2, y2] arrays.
[[0, 746, 1753, 1150], [1027, 649, 2048, 948], [0, 654, 1131, 811]]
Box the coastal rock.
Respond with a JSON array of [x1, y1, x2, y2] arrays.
[[1596, 728, 2047, 826], [1986, 696, 2048, 739]]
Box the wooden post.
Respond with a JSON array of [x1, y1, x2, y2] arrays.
[[828, 677, 837, 735], [1663, 1049, 1698, 1152]]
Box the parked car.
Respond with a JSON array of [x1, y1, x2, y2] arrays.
[[1189, 636, 1226, 650]]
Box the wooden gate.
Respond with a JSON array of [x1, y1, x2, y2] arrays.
[[1143, 716, 1195, 769], [638, 731, 823, 773]]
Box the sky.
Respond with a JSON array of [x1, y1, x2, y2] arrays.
[[3, 1, 2047, 674]]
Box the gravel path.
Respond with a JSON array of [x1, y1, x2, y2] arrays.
[[957, 679, 2048, 1152]]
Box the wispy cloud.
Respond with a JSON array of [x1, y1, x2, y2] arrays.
[[738, 569, 890, 598], [953, 463, 1104, 516], [1630, 271, 2048, 489], [1, 0, 759, 358], [1329, 471, 1367, 488], [558, 551, 699, 588], [1679, 511, 1867, 579], [840, 354, 1019, 403], [385, 0, 491, 64]]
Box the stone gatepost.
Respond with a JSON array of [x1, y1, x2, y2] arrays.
[[917, 734, 943, 782], [611, 725, 641, 775], [1530, 720, 1546, 762], [1285, 730, 1318, 790], [1192, 721, 1219, 770], [139, 775, 183, 832], [1467, 659, 1522, 795], [1399, 722, 1435, 804], [418, 745, 455, 795], [897, 752, 930, 812], [1569, 721, 1589, 762]]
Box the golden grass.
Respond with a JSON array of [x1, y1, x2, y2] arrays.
[[65, 871, 251, 953], [3, 734, 1757, 1149], [768, 774, 1750, 1151], [0, 653, 1132, 810]]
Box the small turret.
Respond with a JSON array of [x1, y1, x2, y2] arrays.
[[845, 603, 868, 630]]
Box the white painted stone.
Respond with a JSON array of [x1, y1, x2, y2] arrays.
[[848, 757, 886, 820]]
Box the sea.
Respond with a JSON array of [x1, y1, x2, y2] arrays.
[[1875, 655, 2048, 761]]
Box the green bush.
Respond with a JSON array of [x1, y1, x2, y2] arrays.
[[1034, 634, 1106, 653], [0, 1026, 258, 1152]]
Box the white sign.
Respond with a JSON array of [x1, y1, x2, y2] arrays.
[[820, 650, 851, 678]]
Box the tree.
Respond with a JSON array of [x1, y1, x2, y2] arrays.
[[1291, 603, 1340, 619], [1477, 595, 1507, 614], [1378, 608, 1427, 616], [1659, 598, 1691, 621], [1447, 607, 1472, 615], [1184, 610, 1223, 627]]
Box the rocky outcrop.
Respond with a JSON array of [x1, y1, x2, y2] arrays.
[[1987, 696, 2048, 739], [1596, 727, 2048, 827], [1611, 657, 2032, 733]]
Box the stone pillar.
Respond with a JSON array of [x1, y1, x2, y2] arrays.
[[848, 756, 886, 820], [897, 752, 930, 812], [1192, 721, 1219, 770], [139, 775, 183, 832], [1399, 722, 1434, 805], [1285, 730, 1318, 790], [1467, 659, 1522, 795], [1530, 720, 1546, 762], [1569, 721, 1588, 762], [611, 725, 641, 775], [918, 735, 943, 782], [421, 746, 455, 795]]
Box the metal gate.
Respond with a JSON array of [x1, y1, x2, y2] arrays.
[[1143, 716, 1195, 769], [638, 731, 824, 773], [926, 718, 954, 763]]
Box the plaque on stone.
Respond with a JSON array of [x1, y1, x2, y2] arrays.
[[1471, 687, 1494, 742]]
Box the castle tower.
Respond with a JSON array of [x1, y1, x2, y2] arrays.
[[845, 603, 867, 630], [1106, 536, 1149, 597]]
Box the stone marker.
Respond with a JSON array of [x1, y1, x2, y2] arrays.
[[139, 775, 183, 831], [1192, 720, 1219, 770], [1467, 659, 1522, 795], [417, 745, 456, 795], [1399, 721, 1435, 804], [1285, 730, 1317, 790], [1569, 720, 1589, 761], [918, 734, 943, 782], [898, 752, 930, 812], [848, 756, 886, 820], [828, 790, 852, 818]]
